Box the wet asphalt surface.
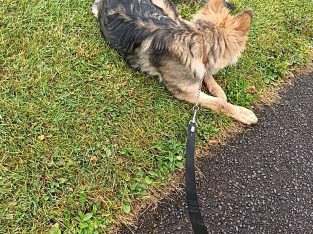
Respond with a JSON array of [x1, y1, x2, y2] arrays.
[[120, 73, 313, 234]]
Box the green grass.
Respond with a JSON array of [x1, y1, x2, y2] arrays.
[[0, 0, 312, 233]]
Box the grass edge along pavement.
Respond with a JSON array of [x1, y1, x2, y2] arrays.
[[0, 0, 312, 233], [116, 63, 313, 234], [120, 68, 313, 234]]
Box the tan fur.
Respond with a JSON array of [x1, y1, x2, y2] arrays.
[[204, 76, 227, 101]]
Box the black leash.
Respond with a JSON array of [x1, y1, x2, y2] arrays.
[[185, 119, 208, 234], [184, 75, 208, 234]]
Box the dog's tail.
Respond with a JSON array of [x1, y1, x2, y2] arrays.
[[92, 0, 103, 18]]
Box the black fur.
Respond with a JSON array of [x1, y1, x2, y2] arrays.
[[98, 0, 177, 54]]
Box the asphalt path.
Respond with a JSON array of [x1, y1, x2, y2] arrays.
[[120, 73, 313, 234]]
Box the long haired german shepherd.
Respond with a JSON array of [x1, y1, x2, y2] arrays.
[[92, 0, 258, 124]]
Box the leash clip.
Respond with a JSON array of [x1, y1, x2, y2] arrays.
[[191, 106, 199, 124], [190, 76, 204, 124]]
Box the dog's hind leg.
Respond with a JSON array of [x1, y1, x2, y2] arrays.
[[204, 76, 227, 101], [174, 90, 257, 125], [151, 0, 180, 19], [92, 0, 103, 18]]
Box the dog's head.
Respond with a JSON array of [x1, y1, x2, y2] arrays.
[[194, 0, 253, 70], [198, 0, 253, 36]]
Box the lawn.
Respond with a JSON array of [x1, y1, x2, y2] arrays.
[[0, 0, 312, 233]]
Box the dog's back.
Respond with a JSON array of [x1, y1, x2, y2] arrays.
[[93, 0, 179, 55]]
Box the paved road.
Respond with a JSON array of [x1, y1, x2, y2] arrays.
[[120, 73, 313, 234]]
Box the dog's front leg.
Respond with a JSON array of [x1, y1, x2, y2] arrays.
[[177, 91, 258, 125], [204, 76, 227, 101], [197, 92, 258, 125]]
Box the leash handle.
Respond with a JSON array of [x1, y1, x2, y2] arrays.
[[185, 122, 208, 234]]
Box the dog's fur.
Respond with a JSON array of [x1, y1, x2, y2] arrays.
[[92, 0, 258, 124]]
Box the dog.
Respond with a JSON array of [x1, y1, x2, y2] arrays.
[[92, 0, 258, 125]]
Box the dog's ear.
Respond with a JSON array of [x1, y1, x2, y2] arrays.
[[233, 9, 253, 33], [205, 0, 225, 13]]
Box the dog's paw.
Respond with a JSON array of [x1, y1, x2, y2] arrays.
[[232, 106, 258, 125]]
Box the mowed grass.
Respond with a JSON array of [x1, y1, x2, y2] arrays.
[[0, 0, 312, 233]]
